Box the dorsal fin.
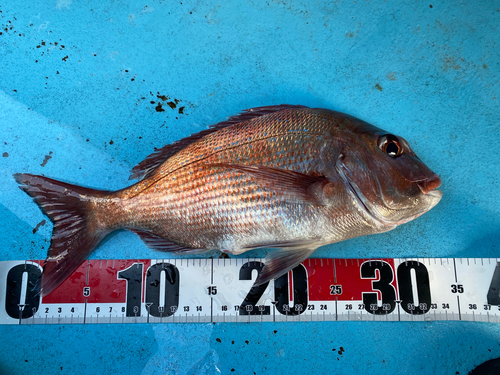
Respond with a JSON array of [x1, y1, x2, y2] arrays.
[[129, 104, 308, 180]]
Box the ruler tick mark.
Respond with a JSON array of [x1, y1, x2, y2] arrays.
[[453, 258, 458, 282]]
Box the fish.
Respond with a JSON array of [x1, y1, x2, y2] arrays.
[[14, 105, 442, 296]]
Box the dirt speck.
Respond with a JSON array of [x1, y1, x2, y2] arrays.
[[429, 4, 433, 8], [62, 55, 68, 61], [443, 55, 461, 71], [155, 103, 165, 112], [157, 94, 168, 101], [167, 101, 177, 109], [375, 83, 383, 91], [483, 64, 488, 69], [33, 219, 47, 234], [386, 72, 397, 81], [2, 152, 8, 157], [41, 151, 53, 167], [178, 106, 185, 114], [109, 140, 114, 145], [216, 338, 221, 343]]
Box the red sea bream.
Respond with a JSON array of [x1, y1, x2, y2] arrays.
[[14, 105, 442, 296]]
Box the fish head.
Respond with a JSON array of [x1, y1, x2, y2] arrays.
[[333, 114, 442, 228]]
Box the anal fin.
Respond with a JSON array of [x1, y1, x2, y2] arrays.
[[130, 229, 205, 254], [254, 246, 318, 286]]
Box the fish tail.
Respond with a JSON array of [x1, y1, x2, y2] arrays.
[[13, 173, 113, 296]]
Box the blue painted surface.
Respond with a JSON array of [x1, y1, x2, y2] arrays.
[[0, 1, 499, 374]]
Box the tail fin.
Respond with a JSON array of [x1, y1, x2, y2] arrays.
[[13, 173, 112, 296]]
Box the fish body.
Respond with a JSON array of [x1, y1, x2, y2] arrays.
[[14, 105, 442, 295]]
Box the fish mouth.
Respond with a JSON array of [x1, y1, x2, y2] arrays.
[[335, 155, 442, 228], [417, 174, 442, 195], [415, 174, 443, 207]]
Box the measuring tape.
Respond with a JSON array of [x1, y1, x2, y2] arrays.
[[1, 257, 500, 325]]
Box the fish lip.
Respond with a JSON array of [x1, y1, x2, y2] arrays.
[[417, 174, 442, 195], [425, 189, 443, 200], [335, 155, 397, 228]]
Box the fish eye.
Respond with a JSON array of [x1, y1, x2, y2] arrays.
[[378, 134, 403, 158]]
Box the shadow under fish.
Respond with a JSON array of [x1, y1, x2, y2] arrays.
[[14, 105, 442, 296]]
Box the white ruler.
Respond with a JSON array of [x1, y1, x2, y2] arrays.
[[1, 258, 499, 324]]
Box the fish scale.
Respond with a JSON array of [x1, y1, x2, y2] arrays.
[[121, 131, 334, 242], [13, 105, 442, 296]]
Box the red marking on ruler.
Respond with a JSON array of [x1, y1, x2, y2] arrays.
[[41, 259, 152, 304], [42, 262, 88, 304], [305, 258, 397, 301], [87, 259, 151, 304], [39, 258, 398, 304]]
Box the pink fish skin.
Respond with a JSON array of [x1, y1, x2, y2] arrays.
[[14, 105, 442, 296]]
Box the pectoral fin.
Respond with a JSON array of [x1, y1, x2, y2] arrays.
[[254, 246, 318, 286], [211, 164, 329, 206]]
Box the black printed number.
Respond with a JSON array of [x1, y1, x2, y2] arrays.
[[238, 262, 309, 316], [118, 263, 144, 317], [487, 262, 500, 306], [118, 262, 181, 317], [360, 261, 396, 314], [330, 285, 342, 295], [397, 261, 431, 314], [274, 264, 308, 316], [238, 262, 271, 316], [83, 287, 90, 297], [5, 264, 42, 319], [145, 263, 180, 317], [451, 284, 464, 294]]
